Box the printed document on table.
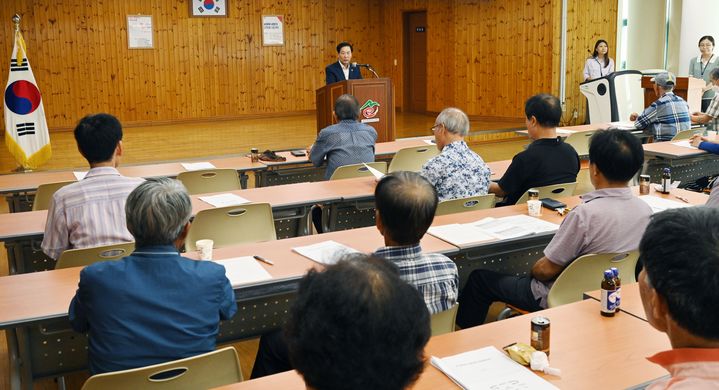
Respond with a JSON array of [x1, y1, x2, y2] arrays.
[[292, 241, 361, 265], [427, 224, 497, 247], [610, 121, 636, 130], [362, 163, 386, 180], [430, 346, 558, 390], [639, 195, 692, 213], [73, 171, 87, 181], [181, 162, 216, 171], [214, 257, 273, 288], [198, 193, 251, 208], [493, 215, 560, 235], [555, 127, 576, 135], [424, 139, 437, 145], [671, 140, 698, 150]]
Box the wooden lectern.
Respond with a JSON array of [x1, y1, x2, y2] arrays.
[[641, 76, 705, 113], [315, 78, 395, 143]]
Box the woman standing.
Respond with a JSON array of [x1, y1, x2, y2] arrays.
[[583, 39, 615, 81], [688, 35, 719, 112]]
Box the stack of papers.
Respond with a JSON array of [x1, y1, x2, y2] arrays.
[[198, 193, 251, 208], [213, 257, 273, 287], [555, 128, 576, 135], [431, 346, 558, 390], [181, 162, 216, 171], [609, 121, 636, 130], [428, 215, 560, 247], [639, 195, 692, 213], [671, 140, 698, 150], [292, 240, 361, 265]]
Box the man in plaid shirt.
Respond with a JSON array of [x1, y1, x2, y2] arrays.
[[630, 72, 691, 142]]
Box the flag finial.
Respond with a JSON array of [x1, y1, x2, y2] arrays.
[[12, 14, 20, 32]]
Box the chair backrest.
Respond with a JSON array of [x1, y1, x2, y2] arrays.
[[329, 162, 387, 180], [176, 169, 242, 195], [55, 242, 135, 269], [430, 304, 458, 336], [388, 145, 439, 173], [32, 181, 76, 211], [671, 129, 696, 141], [186, 203, 276, 251], [435, 194, 496, 216], [563, 130, 597, 157], [546, 251, 639, 308], [515, 182, 577, 205], [80, 346, 243, 390]]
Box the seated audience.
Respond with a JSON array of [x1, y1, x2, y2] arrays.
[[286, 256, 431, 390], [42, 113, 144, 260], [251, 171, 458, 378], [69, 178, 236, 374], [630, 72, 691, 142], [420, 107, 491, 201], [689, 68, 719, 132], [638, 207, 719, 389], [308, 93, 377, 180], [457, 129, 651, 328], [489, 94, 580, 206]]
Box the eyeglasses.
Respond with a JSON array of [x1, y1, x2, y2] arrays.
[[431, 124, 443, 133]]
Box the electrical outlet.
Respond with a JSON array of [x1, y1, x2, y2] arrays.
[[572, 109, 578, 119]]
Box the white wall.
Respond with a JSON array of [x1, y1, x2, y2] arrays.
[[678, 0, 719, 75]]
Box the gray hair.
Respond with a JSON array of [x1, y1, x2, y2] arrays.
[[125, 178, 192, 247], [436, 107, 470, 136]]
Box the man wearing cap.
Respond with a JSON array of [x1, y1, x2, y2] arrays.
[[629, 71, 691, 142]]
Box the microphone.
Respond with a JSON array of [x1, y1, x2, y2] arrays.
[[354, 63, 373, 68]]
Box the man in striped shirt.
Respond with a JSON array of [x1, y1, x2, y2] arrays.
[[41, 114, 144, 260], [630, 72, 691, 142]]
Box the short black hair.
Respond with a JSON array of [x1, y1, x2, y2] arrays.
[[375, 171, 438, 245], [334, 94, 360, 120], [639, 207, 719, 340], [588, 128, 644, 182], [336, 41, 353, 53], [285, 255, 430, 390], [699, 35, 715, 47], [711, 67, 719, 81], [73, 113, 123, 164], [524, 94, 561, 128]]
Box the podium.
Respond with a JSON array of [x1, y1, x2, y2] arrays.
[[641, 76, 704, 113], [316, 78, 395, 143]]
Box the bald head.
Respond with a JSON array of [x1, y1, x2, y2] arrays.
[[375, 171, 438, 245]]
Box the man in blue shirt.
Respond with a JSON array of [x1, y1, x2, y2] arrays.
[[308, 94, 377, 180], [69, 178, 236, 374], [630, 72, 691, 142]]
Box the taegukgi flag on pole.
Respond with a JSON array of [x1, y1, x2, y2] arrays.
[[3, 19, 51, 169]]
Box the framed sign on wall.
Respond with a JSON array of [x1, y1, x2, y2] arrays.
[[262, 15, 284, 46], [190, 0, 227, 17], [127, 15, 153, 49]]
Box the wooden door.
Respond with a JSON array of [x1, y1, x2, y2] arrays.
[[403, 11, 427, 113]]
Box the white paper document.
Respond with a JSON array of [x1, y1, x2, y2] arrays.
[[198, 193, 251, 208], [424, 139, 437, 145], [555, 127, 576, 135], [73, 171, 87, 181], [292, 240, 361, 265], [671, 140, 698, 150], [213, 257, 273, 288], [362, 163, 386, 180], [428, 216, 560, 247], [181, 162, 216, 171], [609, 121, 636, 130], [639, 195, 692, 213], [431, 346, 558, 390]]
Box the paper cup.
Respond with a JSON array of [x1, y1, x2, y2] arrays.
[[196, 239, 214, 260]]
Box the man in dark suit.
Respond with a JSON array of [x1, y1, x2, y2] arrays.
[[325, 41, 363, 85]]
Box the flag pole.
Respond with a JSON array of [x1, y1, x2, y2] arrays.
[[10, 14, 27, 172]]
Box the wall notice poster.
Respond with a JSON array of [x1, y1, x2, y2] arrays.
[[127, 15, 153, 49], [262, 15, 284, 46]]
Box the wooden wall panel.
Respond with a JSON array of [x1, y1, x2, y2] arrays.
[[0, 0, 615, 130]]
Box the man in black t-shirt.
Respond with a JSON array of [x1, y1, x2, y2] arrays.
[[489, 94, 579, 206]]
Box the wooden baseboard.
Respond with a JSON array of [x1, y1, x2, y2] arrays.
[[21, 110, 317, 133]]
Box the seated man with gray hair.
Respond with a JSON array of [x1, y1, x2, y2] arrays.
[[420, 107, 491, 201], [629, 71, 690, 142], [69, 178, 236, 374]]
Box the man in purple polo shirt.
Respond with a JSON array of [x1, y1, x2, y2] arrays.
[[456, 129, 653, 328]]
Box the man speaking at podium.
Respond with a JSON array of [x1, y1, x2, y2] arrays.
[[325, 42, 363, 85]]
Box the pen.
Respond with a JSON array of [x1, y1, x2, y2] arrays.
[[253, 255, 274, 266], [675, 195, 690, 204]]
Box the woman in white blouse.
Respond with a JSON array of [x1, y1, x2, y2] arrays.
[[688, 35, 718, 112], [583, 39, 615, 81]]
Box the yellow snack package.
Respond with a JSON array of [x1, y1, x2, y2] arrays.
[[503, 342, 537, 366]]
